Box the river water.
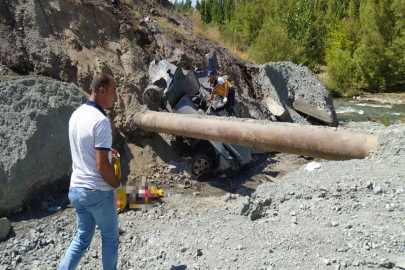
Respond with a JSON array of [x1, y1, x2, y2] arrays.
[[334, 98, 405, 124]]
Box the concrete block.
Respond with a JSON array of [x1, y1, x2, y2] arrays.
[[293, 99, 338, 126], [265, 97, 288, 121]]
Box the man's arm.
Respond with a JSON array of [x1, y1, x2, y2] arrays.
[[95, 149, 120, 188], [224, 83, 229, 97], [210, 90, 215, 101]]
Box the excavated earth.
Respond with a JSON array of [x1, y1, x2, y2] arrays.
[[2, 1, 405, 270]]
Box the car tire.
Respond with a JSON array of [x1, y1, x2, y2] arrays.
[[190, 153, 213, 177], [143, 85, 161, 110]]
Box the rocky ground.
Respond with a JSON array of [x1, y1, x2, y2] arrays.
[[2, 123, 405, 270]]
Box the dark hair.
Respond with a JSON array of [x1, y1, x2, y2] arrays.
[[91, 73, 111, 93]]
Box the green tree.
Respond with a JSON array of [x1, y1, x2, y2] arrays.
[[285, 0, 327, 68], [223, 0, 267, 49], [391, 0, 405, 88], [352, 0, 395, 92], [211, 0, 224, 24], [249, 19, 303, 64]]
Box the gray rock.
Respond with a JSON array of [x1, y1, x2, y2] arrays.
[[373, 186, 383, 194], [264, 97, 287, 121], [222, 194, 231, 202], [47, 206, 62, 212], [396, 257, 405, 269], [236, 188, 248, 197], [168, 165, 178, 174], [379, 260, 395, 268], [0, 218, 11, 241], [239, 197, 251, 215]]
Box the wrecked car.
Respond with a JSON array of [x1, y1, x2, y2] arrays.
[[142, 59, 253, 178]]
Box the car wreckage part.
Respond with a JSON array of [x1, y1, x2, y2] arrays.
[[190, 153, 213, 177], [134, 111, 378, 160], [143, 85, 161, 110]]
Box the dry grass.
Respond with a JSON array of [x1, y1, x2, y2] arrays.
[[189, 11, 250, 61], [155, 18, 194, 43]]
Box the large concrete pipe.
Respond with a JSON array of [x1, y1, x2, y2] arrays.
[[134, 111, 378, 160]]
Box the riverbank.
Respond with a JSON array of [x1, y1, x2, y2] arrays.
[[354, 93, 405, 105]]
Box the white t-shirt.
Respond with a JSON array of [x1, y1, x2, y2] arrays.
[[69, 100, 113, 191]]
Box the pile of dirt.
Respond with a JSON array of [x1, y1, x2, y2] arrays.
[[0, 76, 87, 215]]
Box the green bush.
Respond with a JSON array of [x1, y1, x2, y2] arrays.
[[326, 49, 358, 96]]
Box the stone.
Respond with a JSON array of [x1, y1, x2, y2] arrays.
[[373, 186, 383, 195], [379, 260, 395, 268], [293, 99, 338, 126], [396, 258, 405, 269], [47, 206, 62, 212], [236, 188, 248, 197], [239, 197, 251, 215], [0, 218, 11, 241], [168, 165, 178, 174], [264, 97, 288, 121], [222, 194, 231, 202]]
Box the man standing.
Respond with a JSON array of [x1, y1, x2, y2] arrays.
[[208, 71, 235, 116], [58, 73, 121, 270]]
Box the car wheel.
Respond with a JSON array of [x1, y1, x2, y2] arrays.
[[190, 153, 213, 177], [143, 85, 161, 110]]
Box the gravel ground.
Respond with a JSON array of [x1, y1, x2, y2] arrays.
[[1, 124, 405, 270]]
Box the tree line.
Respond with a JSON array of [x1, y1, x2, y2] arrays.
[[174, 0, 405, 95]]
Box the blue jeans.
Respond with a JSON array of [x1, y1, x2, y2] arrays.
[[58, 187, 119, 270]]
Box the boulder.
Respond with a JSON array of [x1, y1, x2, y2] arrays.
[[253, 62, 338, 126], [0, 76, 87, 216], [0, 218, 11, 241]]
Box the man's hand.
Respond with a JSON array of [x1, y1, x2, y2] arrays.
[[96, 149, 121, 188], [222, 97, 228, 103], [111, 148, 120, 160]]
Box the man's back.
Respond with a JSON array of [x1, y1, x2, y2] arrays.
[[58, 73, 119, 270], [69, 101, 113, 191]]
